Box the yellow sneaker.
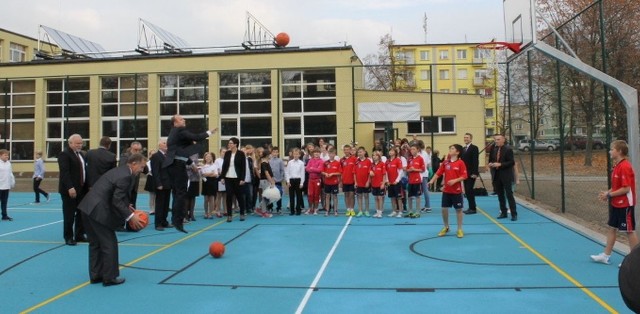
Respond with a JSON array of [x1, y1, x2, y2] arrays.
[[457, 229, 464, 238], [437, 227, 449, 237]]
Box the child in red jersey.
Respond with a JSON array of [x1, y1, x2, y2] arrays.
[[322, 147, 342, 216], [591, 140, 639, 265], [341, 144, 357, 216], [406, 144, 425, 218], [429, 144, 468, 238], [354, 147, 372, 217], [305, 148, 324, 215], [386, 147, 404, 217], [370, 150, 387, 218]]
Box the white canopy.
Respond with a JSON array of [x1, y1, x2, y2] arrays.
[[357, 102, 421, 122]]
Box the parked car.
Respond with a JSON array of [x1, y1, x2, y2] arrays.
[[563, 136, 605, 150], [517, 140, 557, 151]]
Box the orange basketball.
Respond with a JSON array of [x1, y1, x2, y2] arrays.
[[275, 32, 290, 47], [209, 242, 225, 258], [128, 210, 149, 231]]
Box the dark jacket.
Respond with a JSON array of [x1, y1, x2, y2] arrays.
[[489, 144, 515, 182], [163, 127, 210, 168], [86, 147, 117, 188], [78, 166, 134, 230], [221, 150, 247, 181], [151, 151, 172, 189], [58, 147, 87, 194], [461, 143, 479, 177]]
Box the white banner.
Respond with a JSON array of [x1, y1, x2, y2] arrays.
[[357, 102, 421, 122]]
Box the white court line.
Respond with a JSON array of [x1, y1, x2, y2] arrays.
[[295, 216, 352, 314], [0, 220, 62, 238]]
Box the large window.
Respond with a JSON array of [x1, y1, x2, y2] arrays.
[[420, 70, 431, 80], [46, 78, 90, 158], [0, 80, 35, 160], [407, 116, 456, 134], [439, 69, 450, 80], [9, 43, 26, 62], [439, 50, 449, 60], [457, 69, 468, 79], [456, 49, 467, 59], [419, 50, 430, 61], [159, 74, 209, 149], [101, 75, 149, 156], [219, 72, 271, 147], [281, 69, 337, 153]]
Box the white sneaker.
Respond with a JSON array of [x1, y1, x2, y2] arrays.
[[388, 212, 397, 217], [590, 253, 610, 264]]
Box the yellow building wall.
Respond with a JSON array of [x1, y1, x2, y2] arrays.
[[0, 29, 59, 63]]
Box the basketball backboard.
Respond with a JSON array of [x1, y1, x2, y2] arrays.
[[503, 0, 536, 52]]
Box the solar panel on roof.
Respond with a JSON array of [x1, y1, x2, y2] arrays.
[[40, 25, 109, 58], [139, 19, 190, 50]]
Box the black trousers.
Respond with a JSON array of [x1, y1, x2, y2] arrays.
[[241, 182, 253, 213], [155, 188, 171, 227], [463, 177, 477, 210], [33, 178, 48, 202], [82, 213, 119, 281], [289, 178, 303, 214], [61, 191, 85, 241], [169, 160, 188, 226], [0, 190, 8, 218], [225, 178, 246, 216], [494, 177, 517, 216]]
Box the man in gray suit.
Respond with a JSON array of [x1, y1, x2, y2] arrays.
[[86, 136, 117, 188], [78, 153, 146, 286]]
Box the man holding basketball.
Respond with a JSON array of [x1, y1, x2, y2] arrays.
[[78, 153, 146, 287]]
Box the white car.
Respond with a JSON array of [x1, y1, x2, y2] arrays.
[[518, 140, 557, 151]]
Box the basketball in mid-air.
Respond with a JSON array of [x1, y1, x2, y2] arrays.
[[128, 210, 149, 230], [275, 32, 290, 47], [209, 242, 225, 258]]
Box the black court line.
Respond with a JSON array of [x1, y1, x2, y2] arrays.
[[409, 235, 548, 266], [158, 224, 258, 284], [0, 244, 65, 276], [161, 282, 619, 292]]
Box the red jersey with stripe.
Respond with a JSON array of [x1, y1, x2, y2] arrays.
[[370, 161, 386, 188], [611, 159, 636, 208], [435, 158, 468, 194], [341, 155, 357, 185], [323, 160, 342, 185], [386, 157, 402, 184], [407, 155, 425, 184], [355, 158, 372, 186]]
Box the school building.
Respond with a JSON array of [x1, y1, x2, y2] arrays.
[[0, 27, 485, 175]]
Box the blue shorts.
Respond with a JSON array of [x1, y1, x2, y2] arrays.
[[441, 192, 464, 209], [387, 184, 401, 198], [342, 184, 355, 193], [608, 205, 636, 232], [356, 187, 371, 195], [408, 183, 422, 198], [371, 187, 385, 196], [324, 184, 339, 194]]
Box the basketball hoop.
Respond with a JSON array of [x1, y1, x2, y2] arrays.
[[476, 41, 522, 54]]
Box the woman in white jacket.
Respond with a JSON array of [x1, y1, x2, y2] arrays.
[[0, 149, 16, 221]]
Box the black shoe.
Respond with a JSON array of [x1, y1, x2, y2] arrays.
[[65, 239, 77, 246], [103, 277, 125, 286], [289, 212, 295, 216], [497, 213, 508, 219], [463, 210, 477, 215], [90, 277, 103, 284], [240, 215, 246, 221], [175, 224, 188, 233], [155, 226, 165, 231], [1, 216, 13, 221], [511, 216, 518, 221]]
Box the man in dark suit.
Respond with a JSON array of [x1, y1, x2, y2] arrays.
[[461, 133, 480, 215], [162, 115, 217, 233], [488, 134, 518, 221], [78, 153, 146, 287], [86, 136, 117, 188], [58, 134, 88, 246], [220, 137, 247, 222], [119, 141, 146, 208], [151, 139, 172, 231]]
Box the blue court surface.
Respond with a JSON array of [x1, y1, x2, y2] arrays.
[[0, 192, 631, 313]]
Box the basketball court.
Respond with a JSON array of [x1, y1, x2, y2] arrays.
[[0, 191, 630, 313]]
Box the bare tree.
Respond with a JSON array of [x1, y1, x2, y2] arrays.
[[363, 34, 416, 91]]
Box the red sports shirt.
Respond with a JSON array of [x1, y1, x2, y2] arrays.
[[341, 155, 357, 185], [323, 160, 342, 186], [435, 158, 468, 194], [370, 161, 386, 188], [407, 155, 425, 184], [355, 158, 372, 187], [386, 157, 403, 184], [611, 159, 636, 208]]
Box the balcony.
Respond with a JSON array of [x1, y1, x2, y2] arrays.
[[473, 77, 485, 86]]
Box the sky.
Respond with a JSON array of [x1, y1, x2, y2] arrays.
[[1, 0, 505, 58]]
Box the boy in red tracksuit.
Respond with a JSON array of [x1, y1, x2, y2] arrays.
[[322, 147, 342, 216], [429, 144, 468, 238], [406, 144, 425, 218], [354, 147, 372, 217], [305, 148, 324, 215], [341, 145, 357, 216], [386, 147, 403, 217], [370, 151, 387, 218]]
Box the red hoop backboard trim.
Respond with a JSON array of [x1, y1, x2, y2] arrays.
[[476, 41, 522, 54]]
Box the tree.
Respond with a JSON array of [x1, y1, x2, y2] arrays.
[[363, 34, 416, 91]]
